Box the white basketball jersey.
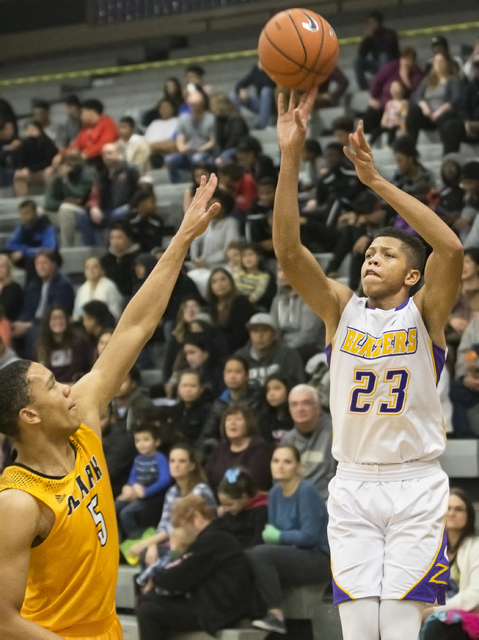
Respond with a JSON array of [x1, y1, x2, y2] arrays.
[[327, 294, 446, 464]]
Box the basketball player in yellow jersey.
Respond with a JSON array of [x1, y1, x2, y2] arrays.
[[0, 175, 221, 640]]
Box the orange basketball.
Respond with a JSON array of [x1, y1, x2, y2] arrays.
[[258, 8, 339, 91]]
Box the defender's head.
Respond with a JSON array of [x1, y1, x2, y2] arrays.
[[361, 227, 426, 299], [0, 360, 80, 441]]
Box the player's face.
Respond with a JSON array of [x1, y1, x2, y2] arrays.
[[266, 379, 288, 407], [446, 494, 468, 533], [361, 237, 414, 298], [288, 391, 320, 426], [224, 412, 247, 440], [134, 432, 158, 456], [26, 363, 80, 433], [178, 373, 202, 404], [218, 492, 250, 515], [224, 360, 248, 390], [271, 447, 300, 482], [169, 448, 196, 480]]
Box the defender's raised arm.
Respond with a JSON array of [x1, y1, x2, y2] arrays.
[[272, 89, 352, 343], [73, 174, 220, 426]]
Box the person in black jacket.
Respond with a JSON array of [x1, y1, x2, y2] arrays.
[[354, 11, 399, 90], [236, 136, 278, 182], [127, 188, 165, 253], [210, 93, 249, 163], [13, 121, 58, 197], [216, 467, 268, 549], [230, 62, 276, 130], [138, 494, 263, 640], [0, 254, 22, 322], [101, 221, 141, 298], [101, 406, 137, 498], [170, 370, 213, 447]]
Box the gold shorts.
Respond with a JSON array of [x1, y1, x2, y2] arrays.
[[62, 617, 123, 640]]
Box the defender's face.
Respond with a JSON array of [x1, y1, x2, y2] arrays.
[[361, 237, 410, 298], [26, 362, 80, 432]]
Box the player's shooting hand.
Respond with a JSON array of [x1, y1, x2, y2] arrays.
[[343, 121, 380, 187], [277, 86, 318, 154], [179, 173, 221, 242]]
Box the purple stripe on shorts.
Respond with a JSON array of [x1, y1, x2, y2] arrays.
[[432, 342, 446, 384], [402, 528, 449, 605], [325, 344, 332, 367], [332, 574, 355, 606]]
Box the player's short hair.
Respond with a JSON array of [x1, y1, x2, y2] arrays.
[[171, 494, 216, 527], [0, 360, 33, 438], [373, 227, 426, 273]]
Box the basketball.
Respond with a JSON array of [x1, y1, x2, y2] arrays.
[[258, 8, 339, 91]]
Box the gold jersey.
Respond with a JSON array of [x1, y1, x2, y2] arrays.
[[0, 424, 120, 638]]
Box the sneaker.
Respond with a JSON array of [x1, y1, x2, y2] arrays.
[[252, 614, 287, 634]]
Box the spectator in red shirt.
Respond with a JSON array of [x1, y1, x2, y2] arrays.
[[69, 99, 118, 171], [218, 163, 257, 220]]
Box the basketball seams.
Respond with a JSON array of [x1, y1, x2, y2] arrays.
[[287, 10, 308, 66], [263, 30, 304, 70], [307, 13, 325, 74]]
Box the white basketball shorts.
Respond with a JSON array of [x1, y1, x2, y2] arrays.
[[328, 459, 449, 606]]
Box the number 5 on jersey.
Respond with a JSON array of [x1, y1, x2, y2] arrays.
[[349, 368, 410, 415], [87, 494, 108, 546]]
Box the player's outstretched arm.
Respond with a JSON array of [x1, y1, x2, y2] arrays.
[[0, 490, 64, 639], [72, 175, 221, 427], [273, 89, 352, 342], [344, 122, 463, 343]]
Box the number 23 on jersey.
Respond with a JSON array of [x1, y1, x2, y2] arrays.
[[349, 368, 410, 415]]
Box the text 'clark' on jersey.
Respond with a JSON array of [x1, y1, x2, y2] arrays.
[[327, 294, 446, 464]]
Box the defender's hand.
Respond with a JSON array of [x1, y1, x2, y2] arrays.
[[277, 87, 318, 154], [344, 121, 381, 187], [179, 173, 220, 242]]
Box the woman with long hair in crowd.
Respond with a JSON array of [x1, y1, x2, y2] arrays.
[[259, 374, 294, 444], [207, 267, 254, 353], [423, 488, 479, 639], [0, 253, 22, 321], [206, 404, 272, 492], [247, 444, 331, 635], [128, 444, 216, 566], [406, 52, 465, 155], [35, 305, 91, 383], [74, 256, 123, 322]]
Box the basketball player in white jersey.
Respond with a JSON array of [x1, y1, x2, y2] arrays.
[[273, 88, 463, 640]]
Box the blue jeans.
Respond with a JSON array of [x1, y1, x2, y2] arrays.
[[165, 151, 215, 184], [354, 53, 391, 90], [76, 206, 130, 246], [230, 86, 274, 129], [116, 492, 166, 539]]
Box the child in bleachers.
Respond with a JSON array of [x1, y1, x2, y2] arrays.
[[115, 423, 171, 541], [369, 80, 409, 147], [225, 239, 248, 275], [233, 243, 276, 310], [216, 468, 268, 549]]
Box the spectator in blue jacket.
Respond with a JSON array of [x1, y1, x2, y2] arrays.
[[116, 422, 172, 540], [12, 250, 75, 357], [6, 200, 57, 276], [247, 444, 331, 635]]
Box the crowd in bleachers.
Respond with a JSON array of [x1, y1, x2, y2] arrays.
[[3, 11, 479, 639]]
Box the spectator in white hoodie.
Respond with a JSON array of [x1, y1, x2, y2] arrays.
[[74, 256, 124, 321]]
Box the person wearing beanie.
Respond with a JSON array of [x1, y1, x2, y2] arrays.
[[235, 313, 305, 386]]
